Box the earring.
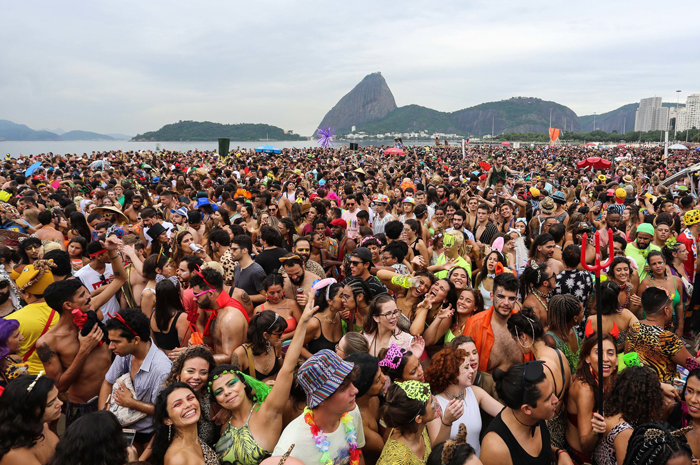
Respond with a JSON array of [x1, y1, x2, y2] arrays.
[[168, 424, 172, 442], [265, 296, 269, 302]]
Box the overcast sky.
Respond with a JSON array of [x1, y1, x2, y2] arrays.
[[2, 0, 699, 137]]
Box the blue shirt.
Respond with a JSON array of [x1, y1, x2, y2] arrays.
[[105, 340, 172, 433]]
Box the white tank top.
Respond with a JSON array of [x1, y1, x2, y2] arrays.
[[436, 387, 483, 456]]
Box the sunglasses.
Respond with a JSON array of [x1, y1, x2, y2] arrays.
[[193, 289, 215, 298], [349, 260, 364, 267]]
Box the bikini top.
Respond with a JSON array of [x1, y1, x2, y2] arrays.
[[584, 318, 619, 339]]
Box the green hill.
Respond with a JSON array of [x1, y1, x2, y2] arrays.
[[133, 120, 304, 141], [352, 97, 581, 137], [357, 105, 460, 134]]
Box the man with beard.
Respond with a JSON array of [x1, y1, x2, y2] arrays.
[[37, 245, 126, 427], [330, 218, 356, 264], [0, 279, 13, 317], [281, 253, 317, 309], [231, 234, 267, 306], [465, 273, 525, 373], [528, 233, 564, 275], [625, 223, 659, 281], [188, 267, 248, 364], [284, 237, 325, 279], [123, 194, 143, 223], [170, 206, 189, 233], [342, 247, 388, 297]]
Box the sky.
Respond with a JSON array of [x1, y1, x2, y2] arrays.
[[2, 0, 699, 137]]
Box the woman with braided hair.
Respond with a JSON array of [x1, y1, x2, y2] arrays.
[[544, 294, 584, 374], [622, 422, 692, 465], [519, 262, 557, 328]]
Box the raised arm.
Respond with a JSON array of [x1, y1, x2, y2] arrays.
[[263, 290, 315, 416], [90, 236, 128, 311]]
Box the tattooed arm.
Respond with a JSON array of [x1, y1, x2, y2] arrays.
[[232, 288, 255, 319], [37, 324, 103, 392]]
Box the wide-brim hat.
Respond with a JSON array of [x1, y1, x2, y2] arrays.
[[298, 349, 354, 408], [92, 206, 129, 224], [539, 197, 556, 214]]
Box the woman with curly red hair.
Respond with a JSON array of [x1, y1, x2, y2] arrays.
[[424, 347, 502, 456]]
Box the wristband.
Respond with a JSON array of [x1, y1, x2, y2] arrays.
[[441, 417, 452, 427], [556, 449, 568, 456]]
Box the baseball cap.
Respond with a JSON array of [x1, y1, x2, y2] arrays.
[[330, 219, 347, 228], [298, 349, 354, 408], [351, 247, 373, 263]]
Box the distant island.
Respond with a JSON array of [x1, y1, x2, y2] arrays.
[[132, 120, 305, 141]]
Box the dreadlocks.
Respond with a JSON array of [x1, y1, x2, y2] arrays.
[[548, 294, 581, 335]]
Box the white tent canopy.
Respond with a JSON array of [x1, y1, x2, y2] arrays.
[[669, 143, 689, 150]]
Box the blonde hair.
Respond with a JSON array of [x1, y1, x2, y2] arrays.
[[446, 230, 470, 259]]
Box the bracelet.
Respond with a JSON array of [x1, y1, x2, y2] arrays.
[[440, 417, 452, 427], [556, 449, 568, 456]]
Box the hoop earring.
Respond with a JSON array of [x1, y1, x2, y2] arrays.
[[168, 424, 172, 442]]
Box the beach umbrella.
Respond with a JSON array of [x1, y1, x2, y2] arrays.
[[576, 157, 611, 170], [383, 148, 405, 155], [89, 160, 111, 170], [500, 142, 511, 146], [24, 162, 42, 177], [616, 144, 627, 147], [255, 145, 282, 154], [669, 144, 688, 150], [586, 142, 597, 147]]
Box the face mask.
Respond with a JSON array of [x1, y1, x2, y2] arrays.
[[443, 235, 455, 249]]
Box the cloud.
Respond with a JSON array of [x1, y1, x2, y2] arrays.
[[1, 0, 699, 136]]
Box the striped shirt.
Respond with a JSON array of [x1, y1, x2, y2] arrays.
[[105, 340, 172, 433]]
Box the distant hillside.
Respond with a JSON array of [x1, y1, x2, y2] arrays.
[[451, 97, 581, 136], [322, 75, 584, 137], [0, 120, 61, 141], [60, 130, 114, 141], [106, 133, 133, 140], [0, 120, 116, 141], [357, 105, 460, 135], [351, 97, 580, 137], [133, 120, 304, 141], [318, 72, 397, 134], [579, 102, 685, 134]]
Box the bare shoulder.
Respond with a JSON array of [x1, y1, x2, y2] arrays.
[[0, 448, 42, 465], [480, 431, 511, 465]]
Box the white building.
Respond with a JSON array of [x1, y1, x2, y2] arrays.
[[635, 97, 661, 131], [677, 94, 700, 132], [634, 97, 670, 131]]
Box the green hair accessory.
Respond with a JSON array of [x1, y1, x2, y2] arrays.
[[208, 370, 272, 411], [395, 380, 431, 403]]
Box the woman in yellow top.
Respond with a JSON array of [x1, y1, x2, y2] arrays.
[[377, 380, 459, 465]]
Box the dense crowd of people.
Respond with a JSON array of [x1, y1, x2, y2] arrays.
[[0, 142, 700, 465]]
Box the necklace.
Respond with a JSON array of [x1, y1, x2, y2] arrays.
[[511, 409, 538, 437], [254, 350, 273, 373], [303, 407, 360, 465], [322, 310, 338, 324], [442, 388, 466, 401], [533, 288, 549, 312]]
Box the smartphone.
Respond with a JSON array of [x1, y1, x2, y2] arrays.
[[123, 429, 136, 447]]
